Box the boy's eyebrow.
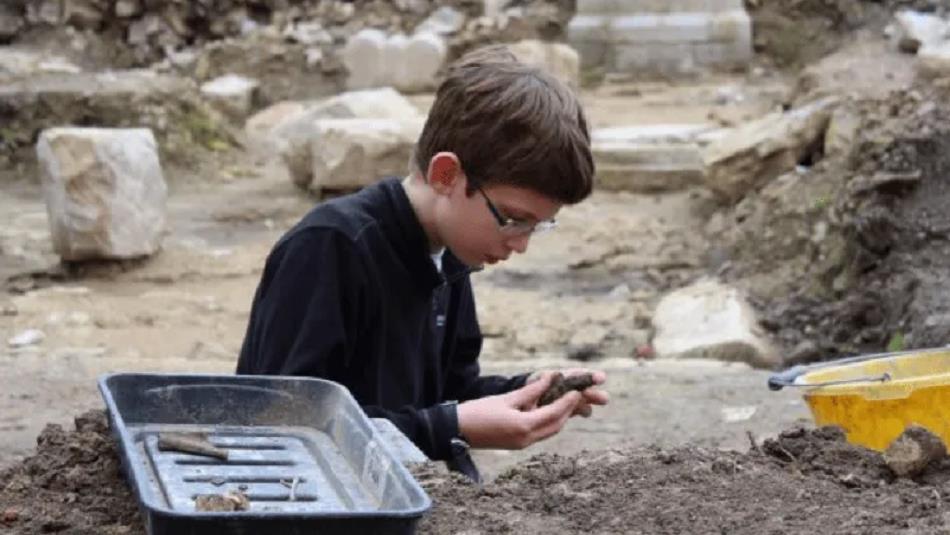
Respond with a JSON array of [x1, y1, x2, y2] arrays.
[[499, 203, 542, 222]]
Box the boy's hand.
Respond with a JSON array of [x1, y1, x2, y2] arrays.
[[457, 374, 584, 450], [527, 368, 609, 417]]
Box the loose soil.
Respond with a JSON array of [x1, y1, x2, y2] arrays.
[[745, 88, 950, 360], [6, 411, 950, 534]]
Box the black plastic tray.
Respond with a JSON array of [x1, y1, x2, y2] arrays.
[[98, 373, 431, 534]]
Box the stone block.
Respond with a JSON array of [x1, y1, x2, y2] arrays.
[[343, 29, 446, 93], [702, 97, 838, 202], [342, 28, 388, 89], [36, 127, 167, 261], [266, 88, 422, 188], [709, 10, 752, 44], [309, 118, 425, 191], [612, 13, 713, 44], [652, 279, 779, 368], [593, 142, 704, 192]]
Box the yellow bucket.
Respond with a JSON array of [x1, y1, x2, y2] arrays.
[[768, 348, 950, 451]]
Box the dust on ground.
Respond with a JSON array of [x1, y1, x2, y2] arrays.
[[5, 411, 950, 535]]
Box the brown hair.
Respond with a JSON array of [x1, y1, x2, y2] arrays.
[[414, 44, 594, 204]]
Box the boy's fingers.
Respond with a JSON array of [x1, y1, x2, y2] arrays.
[[528, 390, 581, 427], [509, 373, 553, 406], [530, 391, 581, 441], [566, 369, 606, 385], [582, 388, 609, 405]]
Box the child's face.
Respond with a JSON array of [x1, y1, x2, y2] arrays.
[[438, 180, 562, 268]]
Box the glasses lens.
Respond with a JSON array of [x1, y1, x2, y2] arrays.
[[499, 219, 557, 236]]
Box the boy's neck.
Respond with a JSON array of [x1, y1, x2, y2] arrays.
[[401, 175, 444, 252]]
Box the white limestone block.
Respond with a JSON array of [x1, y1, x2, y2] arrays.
[[36, 127, 167, 261], [652, 279, 779, 369], [309, 118, 426, 191]]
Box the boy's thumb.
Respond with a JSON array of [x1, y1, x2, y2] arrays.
[[511, 373, 553, 406]]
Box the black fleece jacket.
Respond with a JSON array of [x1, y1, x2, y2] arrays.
[[236, 178, 528, 460]]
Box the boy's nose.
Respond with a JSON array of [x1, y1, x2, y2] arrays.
[[506, 233, 531, 254]]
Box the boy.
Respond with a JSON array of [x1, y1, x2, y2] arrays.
[[237, 45, 608, 480]]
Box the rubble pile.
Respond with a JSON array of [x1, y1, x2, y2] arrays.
[[3, 0, 573, 69], [709, 86, 950, 363]]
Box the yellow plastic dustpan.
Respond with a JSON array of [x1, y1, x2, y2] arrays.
[[768, 348, 950, 451]]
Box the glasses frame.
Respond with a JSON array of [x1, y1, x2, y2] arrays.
[[470, 181, 557, 237]]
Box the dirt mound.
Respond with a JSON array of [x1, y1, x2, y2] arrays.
[[778, 90, 950, 359], [711, 84, 950, 362], [7, 410, 950, 534], [418, 425, 950, 534], [0, 410, 140, 535]]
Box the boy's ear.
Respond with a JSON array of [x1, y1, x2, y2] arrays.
[[426, 152, 463, 195]]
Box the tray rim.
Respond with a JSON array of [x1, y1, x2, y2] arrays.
[[97, 372, 433, 522]]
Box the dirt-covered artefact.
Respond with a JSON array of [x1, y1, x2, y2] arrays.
[[538, 372, 596, 406]]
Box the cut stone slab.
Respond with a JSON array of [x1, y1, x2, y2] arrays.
[[508, 39, 581, 88], [200, 74, 259, 121], [591, 124, 718, 193], [309, 117, 425, 192], [884, 425, 947, 478], [342, 29, 388, 89], [343, 29, 446, 93], [577, 0, 745, 13], [594, 142, 704, 193], [36, 127, 167, 261], [652, 279, 779, 368], [569, 7, 752, 73], [396, 32, 447, 92], [592, 124, 718, 145], [257, 87, 422, 188], [702, 97, 838, 203]]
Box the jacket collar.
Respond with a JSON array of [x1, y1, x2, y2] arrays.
[[380, 178, 473, 290]]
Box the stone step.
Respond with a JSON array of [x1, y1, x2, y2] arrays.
[[591, 125, 710, 193], [568, 10, 752, 71], [577, 0, 744, 15], [596, 163, 704, 193], [592, 123, 718, 145], [614, 41, 752, 71], [569, 11, 751, 45]]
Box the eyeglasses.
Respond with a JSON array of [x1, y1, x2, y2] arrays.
[[471, 181, 557, 237]]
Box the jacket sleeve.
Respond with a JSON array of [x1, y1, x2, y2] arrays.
[[236, 228, 463, 461], [443, 277, 529, 402]]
